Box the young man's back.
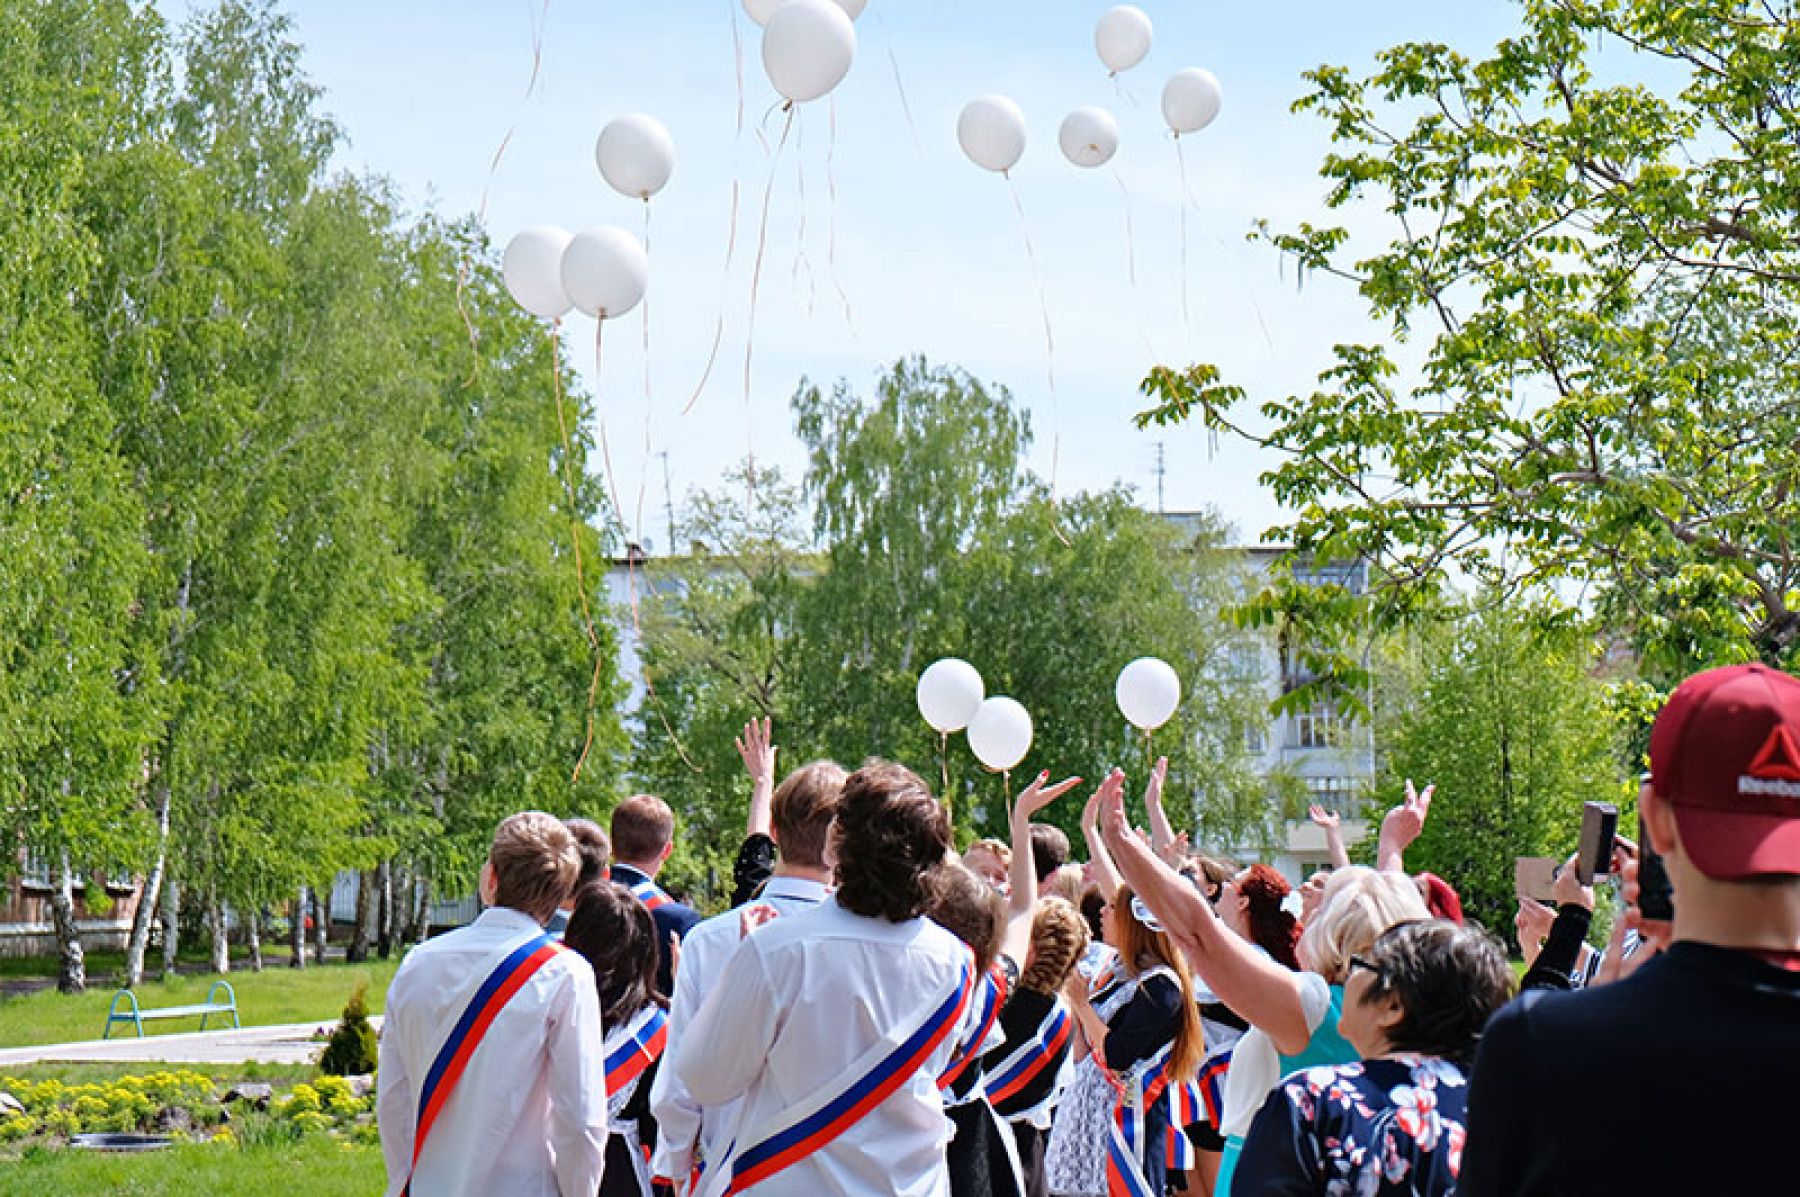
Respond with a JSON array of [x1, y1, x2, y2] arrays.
[[377, 812, 607, 1197]]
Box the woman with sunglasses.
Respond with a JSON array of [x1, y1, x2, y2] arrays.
[[1234, 920, 1514, 1196]]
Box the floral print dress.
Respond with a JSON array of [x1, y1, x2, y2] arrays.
[[1232, 1054, 1470, 1197]]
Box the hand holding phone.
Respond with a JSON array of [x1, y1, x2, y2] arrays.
[[1577, 801, 1619, 885]]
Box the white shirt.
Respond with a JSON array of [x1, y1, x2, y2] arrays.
[[649, 875, 829, 1181], [377, 906, 608, 1197], [1219, 970, 1335, 1140], [672, 895, 980, 1197]]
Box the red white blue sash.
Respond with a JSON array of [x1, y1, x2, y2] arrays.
[[1197, 1044, 1233, 1128], [939, 964, 1008, 1093], [1104, 1038, 1186, 1197], [605, 1004, 670, 1098], [985, 999, 1073, 1118], [404, 933, 564, 1195], [628, 876, 672, 912], [718, 959, 976, 1195]]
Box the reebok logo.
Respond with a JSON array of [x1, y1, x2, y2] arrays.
[[1740, 725, 1800, 798]]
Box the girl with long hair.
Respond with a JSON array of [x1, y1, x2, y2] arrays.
[[1044, 878, 1205, 1197], [563, 881, 669, 1197]]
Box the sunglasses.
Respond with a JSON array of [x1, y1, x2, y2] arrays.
[[1348, 954, 1383, 980]]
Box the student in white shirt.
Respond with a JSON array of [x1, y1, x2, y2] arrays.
[[378, 811, 608, 1197], [650, 754, 848, 1184], [672, 761, 978, 1197]]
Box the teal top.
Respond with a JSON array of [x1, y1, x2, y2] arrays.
[[1215, 984, 1356, 1196]]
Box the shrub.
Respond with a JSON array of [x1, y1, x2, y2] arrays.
[[317, 984, 379, 1076]]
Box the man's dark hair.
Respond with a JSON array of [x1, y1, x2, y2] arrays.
[[1029, 822, 1070, 883], [611, 794, 675, 865], [772, 760, 847, 868], [831, 761, 950, 922], [564, 818, 611, 890], [1360, 919, 1514, 1069]]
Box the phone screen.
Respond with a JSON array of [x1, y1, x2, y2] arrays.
[[1637, 810, 1675, 922], [1577, 802, 1618, 885]]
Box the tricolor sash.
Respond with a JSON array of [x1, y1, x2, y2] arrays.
[[985, 999, 1073, 1121], [404, 933, 565, 1196], [1197, 1044, 1233, 1128], [1104, 1029, 1209, 1197], [629, 876, 673, 912], [605, 1004, 670, 1099], [939, 964, 1008, 1094], [716, 959, 976, 1196]]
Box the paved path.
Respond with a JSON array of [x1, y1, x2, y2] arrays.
[[0, 1017, 383, 1069]]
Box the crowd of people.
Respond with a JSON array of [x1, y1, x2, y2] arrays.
[[376, 663, 1800, 1196]]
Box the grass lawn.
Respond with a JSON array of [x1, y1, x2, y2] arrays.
[[0, 1137, 385, 1195], [0, 959, 400, 1049]]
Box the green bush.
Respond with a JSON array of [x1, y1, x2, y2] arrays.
[[317, 984, 378, 1077]]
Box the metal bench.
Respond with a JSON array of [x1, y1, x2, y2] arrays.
[[103, 981, 239, 1039]]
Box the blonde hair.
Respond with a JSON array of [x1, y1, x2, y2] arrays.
[[490, 811, 581, 923], [965, 838, 1012, 868], [1021, 897, 1089, 994], [1044, 862, 1085, 908], [1297, 865, 1430, 983]]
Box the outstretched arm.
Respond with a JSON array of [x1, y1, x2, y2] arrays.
[[1376, 780, 1433, 873], [737, 717, 777, 839], [1307, 804, 1351, 870], [1097, 781, 1314, 1055], [1081, 771, 1128, 902], [1001, 771, 1082, 964], [1143, 757, 1182, 865]]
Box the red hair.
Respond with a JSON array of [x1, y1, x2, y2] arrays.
[[1238, 864, 1301, 970], [1418, 872, 1465, 924]]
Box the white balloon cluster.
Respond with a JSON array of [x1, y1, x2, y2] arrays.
[[955, 7, 1224, 177], [916, 659, 1035, 773], [745, 0, 859, 104]]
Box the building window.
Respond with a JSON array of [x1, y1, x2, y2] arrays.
[[1305, 776, 1362, 819], [1290, 705, 1341, 749]]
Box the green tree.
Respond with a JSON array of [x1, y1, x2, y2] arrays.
[[1137, 0, 1800, 702], [1376, 597, 1628, 935]]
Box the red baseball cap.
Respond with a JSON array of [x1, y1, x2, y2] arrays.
[[1649, 663, 1800, 880]]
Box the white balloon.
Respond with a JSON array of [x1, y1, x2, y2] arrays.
[[502, 226, 574, 319], [596, 114, 676, 201], [917, 658, 986, 734], [1059, 107, 1119, 169], [743, 0, 783, 26], [762, 0, 856, 103], [957, 95, 1027, 174], [833, 0, 868, 17], [967, 696, 1034, 772], [1115, 657, 1182, 731], [1163, 68, 1223, 135], [1095, 5, 1153, 74], [560, 226, 648, 320]]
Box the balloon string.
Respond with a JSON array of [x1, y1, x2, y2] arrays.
[[1110, 165, 1156, 363], [742, 104, 797, 523], [791, 110, 816, 315], [547, 320, 604, 784], [940, 731, 950, 806], [1006, 174, 1071, 548], [876, 10, 923, 157], [681, 0, 747, 415], [636, 198, 655, 553], [828, 94, 856, 335], [455, 0, 552, 387], [1175, 135, 1192, 332]]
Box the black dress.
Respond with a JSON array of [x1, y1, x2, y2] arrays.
[[984, 988, 1075, 1197], [945, 959, 1024, 1197]]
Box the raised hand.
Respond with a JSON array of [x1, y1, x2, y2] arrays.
[[735, 717, 776, 790], [738, 902, 780, 940], [1013, 770, 1083, 825], [1307, 803, 1341, 832], [1377, 779, 1435, 871]]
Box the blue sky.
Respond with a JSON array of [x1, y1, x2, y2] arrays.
[[161, 0, 1524, 549]]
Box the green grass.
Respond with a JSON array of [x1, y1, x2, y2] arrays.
[[0, 960, 400, 1050], [0, 1136, 384, 1195]]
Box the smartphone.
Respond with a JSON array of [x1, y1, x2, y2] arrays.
[[1637, 809, 1675, 922], [1577, 801, 1618, 885], [1514, 856, 1559, 905]]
